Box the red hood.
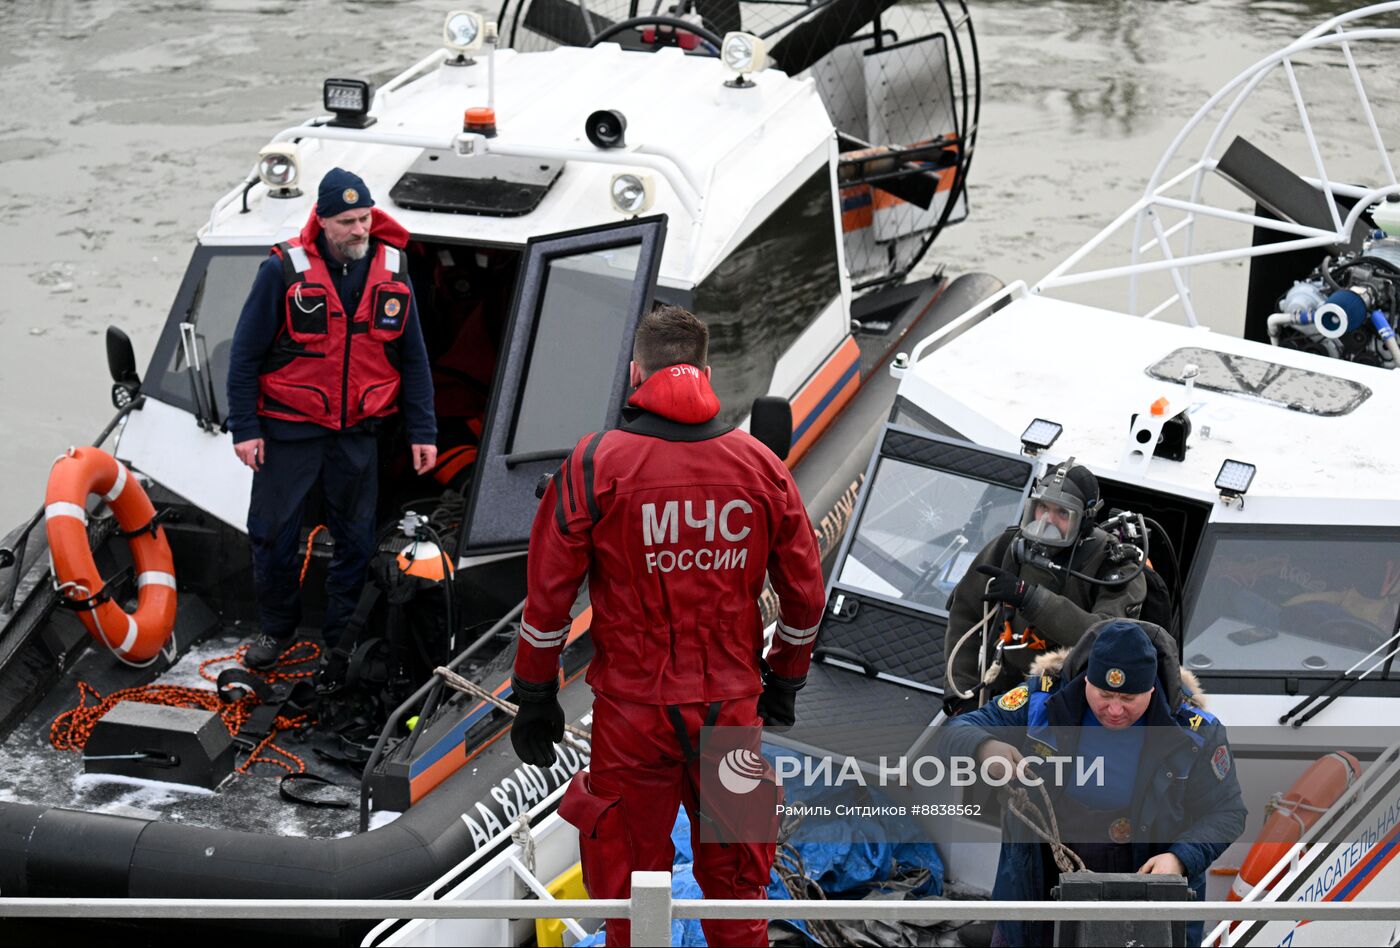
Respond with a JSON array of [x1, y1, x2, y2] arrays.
[[298, 207, 409, 253], [626, 365, 721, 424]]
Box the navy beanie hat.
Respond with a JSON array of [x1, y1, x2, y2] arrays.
[[316, 167, 375, 218], [1087, 620, 1157, 694]]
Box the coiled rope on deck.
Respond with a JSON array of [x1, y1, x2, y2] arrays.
[[50, 640, 321, 776]]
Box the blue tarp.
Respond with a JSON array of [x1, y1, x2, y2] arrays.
[[577, 806, 943, 947]]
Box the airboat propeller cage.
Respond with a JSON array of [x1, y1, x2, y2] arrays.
[[1376, 195, 1400, 237]]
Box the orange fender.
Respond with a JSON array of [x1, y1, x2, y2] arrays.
[[44, 447, 176, 663]]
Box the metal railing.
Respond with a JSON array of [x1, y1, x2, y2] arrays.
[[1028, 5, 1400, 325], [207, 118, 704, 235], [4, 874, 1399, 947], [357, 597, 526, 831]]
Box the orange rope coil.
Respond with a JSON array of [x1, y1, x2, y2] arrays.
[[299, 525, 328, 585], [51, 640, 322, 776]]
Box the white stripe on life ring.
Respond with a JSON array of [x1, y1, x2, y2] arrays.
[[45, 502, 88, 524], [1230, 874, 1253, 899], [102, 462, 128, 503], [137, 571, 177, 590], [117, 614, 139, 655], [92, 605, 136, 654]]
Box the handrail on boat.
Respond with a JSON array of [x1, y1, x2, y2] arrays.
[[267, 124, 704, 220], [372, 48, 457, 108], [902, 280, 1028, 368], [358, 597, 527, 832], [207, 119, 705, 236]]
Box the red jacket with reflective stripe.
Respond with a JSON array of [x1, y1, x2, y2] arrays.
[[517, 366, 826, 704], [258, 209, 412, 429]]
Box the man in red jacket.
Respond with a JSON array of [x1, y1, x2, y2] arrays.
[[510, 304, 826, 947]]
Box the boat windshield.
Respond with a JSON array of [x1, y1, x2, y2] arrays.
[[837, 456, 1023, 610], [144, 247, 265, 421], [1183, 531, 1400, 679]]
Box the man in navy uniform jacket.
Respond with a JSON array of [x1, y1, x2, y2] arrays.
[[941, 619, 1247, 946]]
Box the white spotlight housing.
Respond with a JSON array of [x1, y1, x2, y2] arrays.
[[444, 10, 485, 54], [610, 173, 655, 215], [720, 32, 767, 84], [257, 143, 302, 197]]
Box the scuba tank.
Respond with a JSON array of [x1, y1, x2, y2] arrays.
[[315, 504, 461, 756]]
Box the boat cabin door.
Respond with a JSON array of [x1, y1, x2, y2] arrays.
[[819, 425, 1039, 695], [459, 216, 667, 552]]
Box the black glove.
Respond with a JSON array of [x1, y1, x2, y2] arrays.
[[509, 675, 565, 767], [757, 672, 806, 727], [976, 564, 1036, 610], [315, 647, 351, 694]]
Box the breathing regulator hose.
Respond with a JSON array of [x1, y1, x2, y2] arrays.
[[945, 583, 1000, 704], [1026, 548, 1146, 588], [1015, 508, 1148, 589], [946, 507, 1153, 704]]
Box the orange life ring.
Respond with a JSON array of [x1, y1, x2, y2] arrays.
[[1228, 750, 1361, 902], [44, 447, 177, 663]]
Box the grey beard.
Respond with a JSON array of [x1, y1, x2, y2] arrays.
[[335, 238, 369, 261]]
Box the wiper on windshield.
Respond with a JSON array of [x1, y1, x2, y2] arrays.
[[1278, 630, 1400, 727], [179, 322, 221, 432]]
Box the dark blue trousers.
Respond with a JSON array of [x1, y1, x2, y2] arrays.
[[247, 432, 378, 646]]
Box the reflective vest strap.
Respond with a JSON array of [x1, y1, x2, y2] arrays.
[[275, 241, 312, 287], [287, 244, 312, 274], [382, 245, 404, 280]]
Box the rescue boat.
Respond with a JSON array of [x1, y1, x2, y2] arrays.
[[374, 5, 1400, 946], [0, 0, 990, 940], [804, 3, 1400, 943]]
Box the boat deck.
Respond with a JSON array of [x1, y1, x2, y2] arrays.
[[1, 616, 383, 839]]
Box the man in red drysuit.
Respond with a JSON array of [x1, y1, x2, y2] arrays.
[[509, 303, 826, 946]]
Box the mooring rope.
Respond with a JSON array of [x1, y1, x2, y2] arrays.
[[433, 665, 592, 746]]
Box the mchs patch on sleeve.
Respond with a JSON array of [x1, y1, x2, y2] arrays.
[[997, 685, 1030, 712], [1211, 745, 1232, 781]]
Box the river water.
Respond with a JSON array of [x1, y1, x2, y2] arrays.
[[0, 0, 1387, 527]]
